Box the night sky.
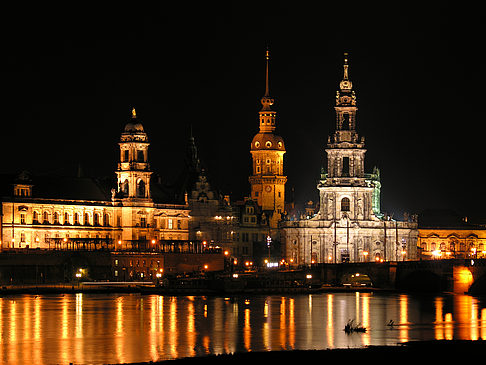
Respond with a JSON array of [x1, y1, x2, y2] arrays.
[[0, 3, 483, 220]]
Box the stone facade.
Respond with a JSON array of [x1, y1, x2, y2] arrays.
[[281, 54, 418, 264], [0, 109, 190, 251]]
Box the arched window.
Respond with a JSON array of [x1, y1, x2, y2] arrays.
[[122, 179, 129, 195], [137, 179, 145, 198], [104, 213, 110, 226], [94, 213, 100, 226], [341, 197, 350, 212]]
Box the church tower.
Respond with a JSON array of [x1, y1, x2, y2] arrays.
[[281, 53, 417, 265], [116, 108, 152, 201], [249, 50, 287, 227], [318, 53, 378, 222]]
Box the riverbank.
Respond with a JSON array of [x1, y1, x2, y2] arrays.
[[118, 340, 486, 364], [0, 283, 395, 295]]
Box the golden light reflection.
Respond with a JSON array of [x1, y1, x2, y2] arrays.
[[361, 294, 370, 346], [149, 296, 157, 362], [0, 298, 3, 344], [289, 297, 295, 349], [8, 299, 17, 364], [61, 295, 68, 339], [23, 298, 30, 341], [435, 297, 453, 340], [399, 295, 408, 342], [327, 294, 334, 348], [481, 308, 486, 339], [3, 292, 486, 364], [169, 298, 178, 359], [187, 299, 195, 358], [244, 305, 251, 351], [263, 298, 270, 350], [115, 295, 125, 365], [280, 297, 286, 349], [34, 296, 41, 341]]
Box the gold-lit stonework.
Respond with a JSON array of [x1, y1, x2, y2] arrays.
[[0, 110, 190, 256], [249, 49, 287, 229]]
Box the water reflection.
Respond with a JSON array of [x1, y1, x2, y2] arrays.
[[0, 292, 486, 364]]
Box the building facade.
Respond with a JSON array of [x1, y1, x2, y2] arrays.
[[417, 210, 486, 260], [0, 109, 190, 252], [281, 54, 418, 264]]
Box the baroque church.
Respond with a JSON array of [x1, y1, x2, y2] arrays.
[[280, 54, 418, 264]]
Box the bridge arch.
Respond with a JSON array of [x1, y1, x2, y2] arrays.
[[397, 270, 446, 292]]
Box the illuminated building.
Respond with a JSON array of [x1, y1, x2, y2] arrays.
[[0, 109, 190, 251], [418, 210, 486, 259], [281, 54, 418, 264], [248, 49, 287, 230]]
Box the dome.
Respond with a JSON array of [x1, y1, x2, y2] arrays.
[[123, 107, 145, 133], [251, 132, 285, 151], [124, 122, 145, 133]]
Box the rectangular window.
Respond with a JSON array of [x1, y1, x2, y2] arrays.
[[342, 157, 350, 177], [168, 219, 173, 229], [20, 213, 26, 224]]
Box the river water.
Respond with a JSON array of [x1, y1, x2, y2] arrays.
[[0, 292, 485, 364]]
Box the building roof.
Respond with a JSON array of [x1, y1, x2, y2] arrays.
[[0, 172, 185, 206], [0, 172, 112, 202], [418, 209, 482, 229]]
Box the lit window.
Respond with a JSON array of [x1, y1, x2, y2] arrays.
[[43, 211, 50, 224], [341, 197, 350, 212]]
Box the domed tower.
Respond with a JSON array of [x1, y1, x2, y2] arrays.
[[116, 108, 152, 200], [249, 50, 287, 226]]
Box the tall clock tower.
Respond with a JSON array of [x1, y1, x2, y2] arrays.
[[249, 50, 287, 227]]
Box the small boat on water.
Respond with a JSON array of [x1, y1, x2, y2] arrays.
[[344, 319, 367, 333]]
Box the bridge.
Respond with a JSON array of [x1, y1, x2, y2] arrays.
[[311, 259, 486, 294]]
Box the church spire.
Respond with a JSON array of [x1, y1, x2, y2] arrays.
[[339, 52, 353, 92], [259, 48, 276, 132], [260, 48, 274, 113], [264, 47, 270, 97]]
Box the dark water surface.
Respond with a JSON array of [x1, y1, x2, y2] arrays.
[[1, 292, 485, 364]]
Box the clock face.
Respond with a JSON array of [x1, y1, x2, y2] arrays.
[[265, 186, 272, 192]]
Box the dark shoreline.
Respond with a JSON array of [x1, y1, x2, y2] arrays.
[[114, 340, 486, 364], [0, 283, 400, 296]]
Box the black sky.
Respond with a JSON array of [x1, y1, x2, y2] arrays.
[[0, 3, 483, 219]]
